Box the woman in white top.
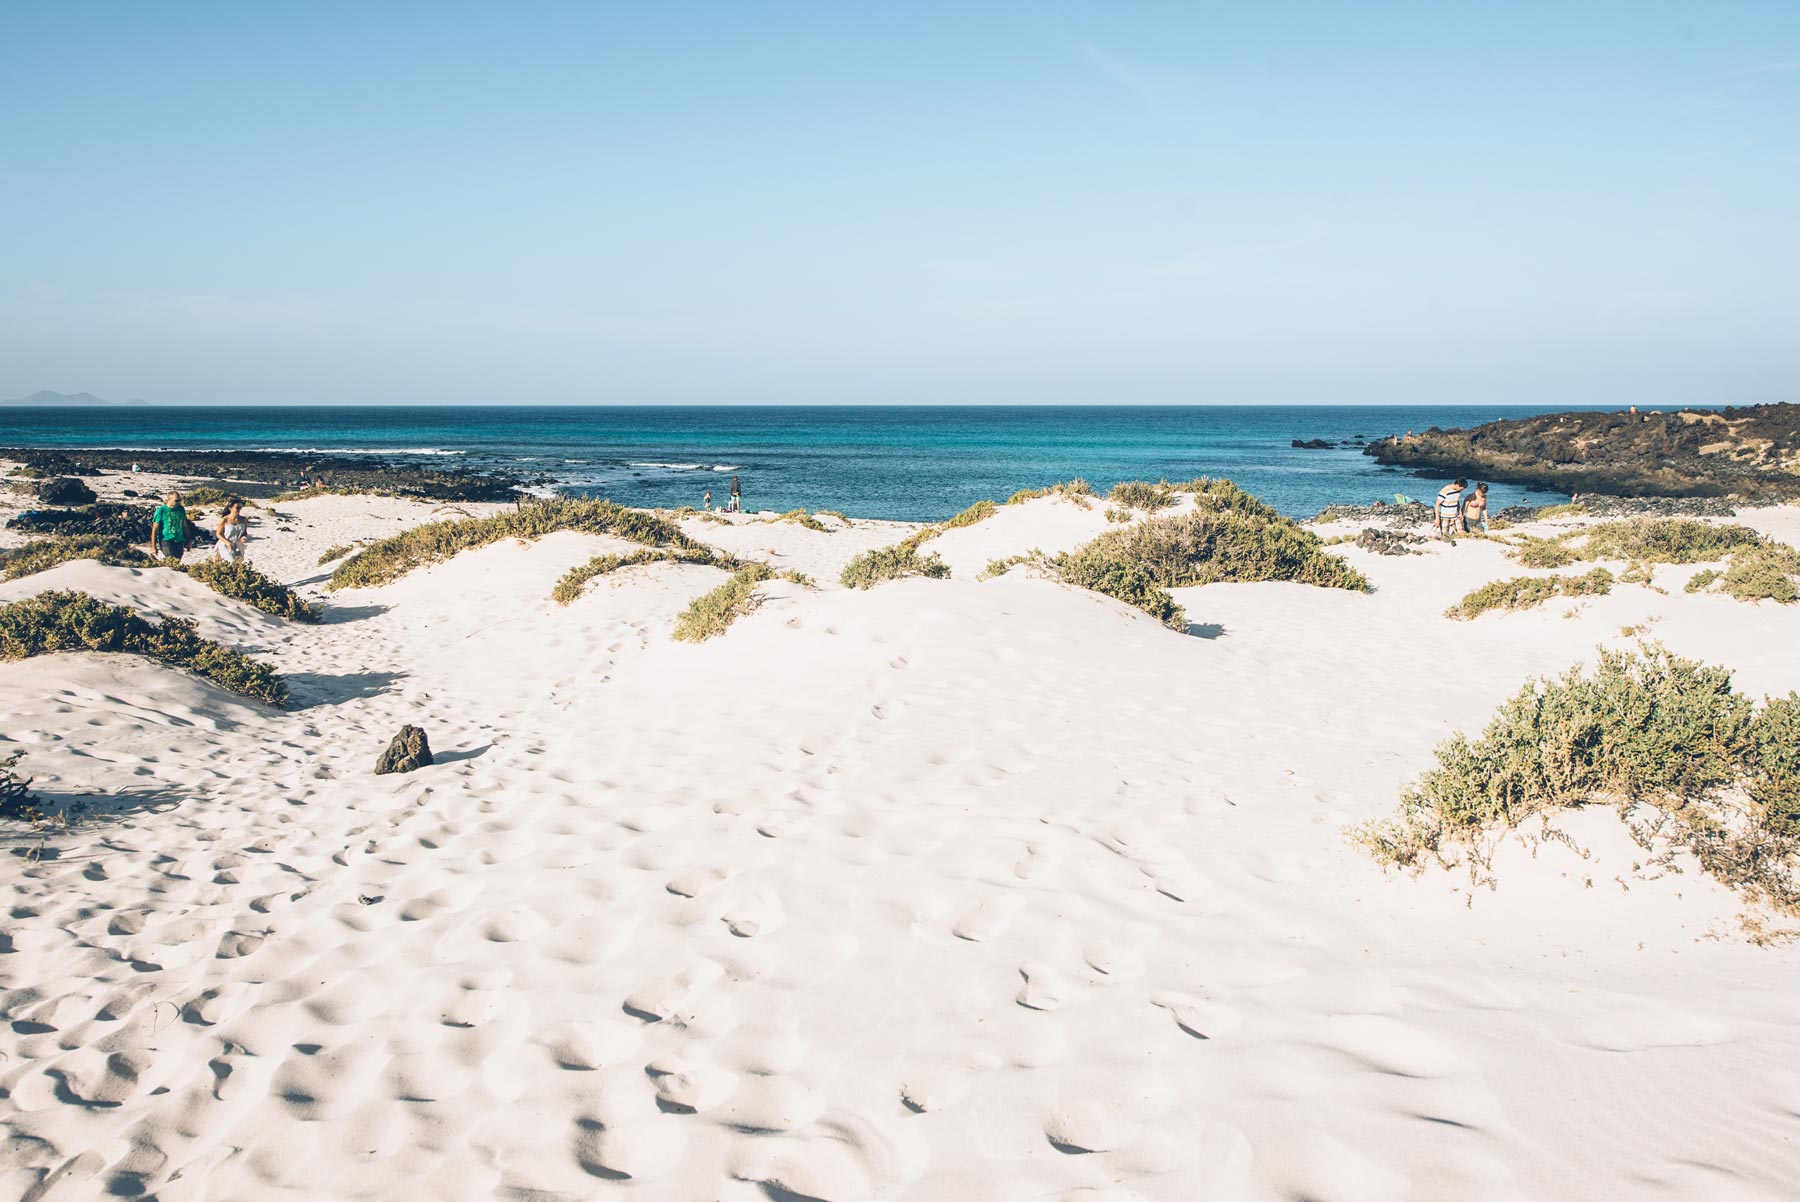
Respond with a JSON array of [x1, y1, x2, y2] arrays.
[[215, 501, 249, 563]]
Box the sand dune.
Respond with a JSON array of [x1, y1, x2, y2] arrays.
[[3, 493, 1799, 1201]]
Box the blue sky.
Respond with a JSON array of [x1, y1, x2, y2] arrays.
[[2, 1, 1795, 405]]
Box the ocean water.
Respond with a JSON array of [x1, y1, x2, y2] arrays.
[[1, 405, 1597, 520]]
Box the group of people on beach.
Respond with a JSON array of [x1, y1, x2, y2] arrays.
[[702, 475, 743, 513], [148, 491, 250, 564], [1433, 479, 1489, 539]]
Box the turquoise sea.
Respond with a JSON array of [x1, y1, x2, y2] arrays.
[[0, 405, 1603, 520]]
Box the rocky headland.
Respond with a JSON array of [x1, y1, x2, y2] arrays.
[[1364, 403, 1800, 501]]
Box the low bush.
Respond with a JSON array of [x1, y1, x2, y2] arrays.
[[941, 499, 997, 530], [0, 590, 288, 706], [1719, 545, 1800, 605], [764, 509, 830, 532], [1049, 480, 1368, 628], [1533, 502, 1588, 519], [1686, 568, 1721, 593], [181, 559, 320, 622], [1, 744, 43, 823], [1513, 536, 1579, 568], [1006, 479, 1094, 507], [317, 544, 354, 565], [815, 510, 853, 526], [1104, 507, 1132, 524], [1577, 519, 1764, 564], [1107, 481, 1176, 511], [1354, 646, 1799, 914], [980, 552, 1043, 580], [840, 543, 951, 589], [0, 535, 154, 580], [1445, 568, 1614, 619], [180, 487, 249, 508], [329, 498, 706, 590], [552, 547, 737, 606], [672, 565, 774, 642]]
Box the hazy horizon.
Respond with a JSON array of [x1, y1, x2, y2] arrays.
[[4, 3, 1796, 408]]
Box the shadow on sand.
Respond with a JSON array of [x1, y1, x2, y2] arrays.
[[286, 670, 406, 708], [1186, 622, 1227, 640]]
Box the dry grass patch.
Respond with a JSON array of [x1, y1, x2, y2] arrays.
[[552, 547, 742, 606], [1006, 479, 1095, 507], [0, 536, 154, 580], [1106, 481, 1177, 511]]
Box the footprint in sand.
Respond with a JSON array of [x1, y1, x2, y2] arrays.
[[623, 959, 724, 1023], [721, 890, 786, 938], [1045, 1099, 1138, 1154], [543, 1017, 642, 1070], [1151, 991, 1243, 1041], [1016, 962, 1069, 1011], [666, 866, 733, 898], [573, 1119, 687, 1182], [952, 894, 1024, 942], [646, 1054, 739, 1113]]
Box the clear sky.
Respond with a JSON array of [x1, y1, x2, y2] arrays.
[[2, 1, 1796, 406]]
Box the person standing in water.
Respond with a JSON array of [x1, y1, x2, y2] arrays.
[[729, 475, 742, 513], [215, 501, 250, 562], [149, 491, 191, 561]]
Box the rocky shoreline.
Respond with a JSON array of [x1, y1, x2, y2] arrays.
[[1361, 403, 1800, 502], [0, 447, 528, 503]]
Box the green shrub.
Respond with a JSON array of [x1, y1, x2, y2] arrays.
[[764, 509, 830, 532], [980, 553, 1043, 580], [0, 744, 44, 823], [672, 565, 774, 642], [180, 487, 249, 509], [941, 499, 997, 530], [815, 510, 853, 526], [0, 591, 288, 706], [1054, 553, 1186, 629], [1751, 694, 1800, 836], [1104, 507, 1132, 524], [0, 535, 154, 580], [1354, 646, 1800, 914], [1006, 479, 1094, 507], [1576, 519, 1764, 565], [1533, 502, 1588, 519], [329, 498, 705, 590], [1686, 568, 1720, 593], [1446, 568, 1614, 619], [180, 559, 321, 622], [1107, 481, 1176, 511], [552, 547, 738, 605], [1720, 545, 1800, 605], [1513, 536, 1579, 568], [840, 543, 951, 589]]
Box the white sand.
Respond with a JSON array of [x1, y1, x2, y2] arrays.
[[3, 490, 1800, 1201]]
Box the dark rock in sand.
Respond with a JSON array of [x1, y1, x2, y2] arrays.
[[1290, 439, 1336, 450], [1493, 494, 1739, 524], [376, 726, 433, 775], [33, 477, 97, 506], [1354, 527, 1426, 556], [1313, 500, 1434, 528], [0, 447, 530, 503], [6, 503, 217, 546]]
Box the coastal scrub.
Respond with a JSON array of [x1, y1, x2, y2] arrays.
[[181, 559, 322, 622], [840, 543, 951, 589], [1445, 568, 1615, 619], [0, 590, 288, 706], [673, 564, 774, 641], [329, 498, 707, 589], [552, 547, 742, 606], [1354, 645, 1799, 914], [0, 536, 154, 580]]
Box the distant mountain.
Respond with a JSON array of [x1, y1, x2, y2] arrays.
[[0, 390, 150, 406]]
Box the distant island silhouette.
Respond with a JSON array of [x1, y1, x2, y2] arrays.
[[1, 390, 150, 407]]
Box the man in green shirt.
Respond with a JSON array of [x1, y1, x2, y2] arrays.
[[149, 491, 191, 561]]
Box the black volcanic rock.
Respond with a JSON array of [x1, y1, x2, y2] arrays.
[[1365, 404, 1800, 501], [1291, 439, 1336, 450], [375, 726, 433, 775]]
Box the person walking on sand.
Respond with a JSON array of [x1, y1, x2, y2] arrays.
[[215, 501, 249, 563], [729, 475, 742, 513], [1461, 482, 1490, 534], [149, 491, 191, 561], [1434, 479, 1466, 541]]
